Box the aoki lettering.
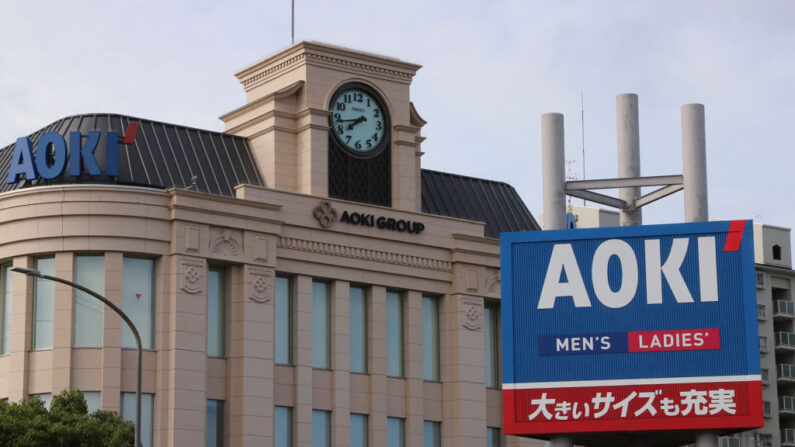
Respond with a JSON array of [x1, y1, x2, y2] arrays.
[[6, 131, 120, 184], [339, 211, 425, 234], [538, 237, 719, 309]]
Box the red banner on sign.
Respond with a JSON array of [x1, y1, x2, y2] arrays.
[[628, 328, 721, 353]]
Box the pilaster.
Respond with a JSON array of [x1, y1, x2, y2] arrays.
[[369, 285, 388, 446], [405, 290, 424, 445], [331, 280, 350, 446], [100, 252, 123, 411], [8, 255, 31, 402], [51, 252, 74, 395], [294, 275, 314, 447]]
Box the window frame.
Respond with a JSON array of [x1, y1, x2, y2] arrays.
[[0, 263, 12, 355], [275, 275, 293, 365], [73, 254, 105, 348], [485, 301, 501, 388], [386, 291, 405, 378], [32, 256, 55, 350], [122, 256, 156, 350], [422, 295, 440, 381], [312, 281, 331, 369], [207, 266, 227, 358], [350, 285, 368, 374]]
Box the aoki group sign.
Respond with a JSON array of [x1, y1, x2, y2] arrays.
[[500, 220, 763, 435]]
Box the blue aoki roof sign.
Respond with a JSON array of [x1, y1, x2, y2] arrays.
[[6, 123, 139, 184], [500, 220, 763, 435]]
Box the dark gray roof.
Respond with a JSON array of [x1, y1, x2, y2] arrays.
[[1, 114, 539, 237], [421, 169, 540, 237], [0, 114, 263, 196]]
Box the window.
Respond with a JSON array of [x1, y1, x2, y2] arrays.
[[0, 264, 11, 355], [206, 400, 224, 447], [487, 427, 501, 447], [350, 413, 368, 447], [485, 302, 500, 387], [762, 368, 769, 385], [756, 272, 765, 288], [386, 292, 404, 377], [83, 391, 101, 413], [763, 400, 771, 417], [422, 296, 440, 381], [31, 393, 51, 409], [387, 417, 404, 447], [207, 267, 225, 357], [312, 282, 330, 369], [274, 406, 293, 447], [350, 286, 367, 373], [773, 244, 782, 261], [32, 257, 55, 349], [74, 255, 104, 347], [312, 409, 330, 447], [121, 393, 154, 447], [123, 257, 155, 349], [275, 277, 291, 365], [423, 420, 440, 447], [758, 304, 766, 320], [760, 336, 768, 352]]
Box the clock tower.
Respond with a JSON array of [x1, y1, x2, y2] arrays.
[[220, 41, 426, 212]]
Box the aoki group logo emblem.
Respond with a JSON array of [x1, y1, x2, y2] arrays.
[[313, 201, 339, 228]]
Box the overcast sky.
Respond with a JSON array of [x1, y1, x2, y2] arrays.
[[1, 0, 793, 230]]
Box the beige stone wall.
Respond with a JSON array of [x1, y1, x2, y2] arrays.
[[0, 183, 545, 446]]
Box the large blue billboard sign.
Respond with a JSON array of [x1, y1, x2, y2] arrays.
[[500, 220, 763, 435]]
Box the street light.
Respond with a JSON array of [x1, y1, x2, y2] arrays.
[[12, 267, 143, 447]]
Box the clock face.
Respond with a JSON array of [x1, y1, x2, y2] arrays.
[[330, 86, 387, 155]]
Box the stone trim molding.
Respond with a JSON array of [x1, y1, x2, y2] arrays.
[[241, 54, 306, 89], [278, 236, 451, 272]]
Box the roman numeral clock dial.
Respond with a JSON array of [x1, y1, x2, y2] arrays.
[[330, 86, 388, 156]]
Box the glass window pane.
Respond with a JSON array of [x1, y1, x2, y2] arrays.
[[0, 264, 12, 355], [350, 287, 367, 373], [423, 420, 440, 447], [350, 413, 368, 447], [312, 282, 330, 369], [83, 391, 101, 413], [487, 427, 501, 447], [386, 292, 403, 377], [422, 296, 439, 381], [207, 268, 225, 357], [274, 406, 293, 447], [74, 256, 104, 347], [275, 277, 291, 365], [122, 258, 155, 349], [485, 304, 500, 387], [31, 393, 51, 409], [33, 257, 55, 349], [206, 400, 224, 447], [387, 417, 404, 447], [312, 409, 330, 447], [121, 393, 154, 447]]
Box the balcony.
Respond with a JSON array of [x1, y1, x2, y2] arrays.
[[783, 428, 795, 447], [781, 396, 795, 416], [774, 300, 795, 320], [780, 364, 795, 384], [776, 332, 795, 352]]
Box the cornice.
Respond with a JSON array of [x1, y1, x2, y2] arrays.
[[278, 236, 452, 272], [220, 80, 305, 122]]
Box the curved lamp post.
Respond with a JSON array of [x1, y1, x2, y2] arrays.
[[12, 267, 143, 447]]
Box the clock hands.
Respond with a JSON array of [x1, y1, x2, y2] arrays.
[[337, 115, 367, 130]]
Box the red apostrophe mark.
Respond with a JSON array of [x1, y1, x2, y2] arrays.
[[724, 220, 746, 252], [122, 122, 140, 145], [135, 293, 142, 300]]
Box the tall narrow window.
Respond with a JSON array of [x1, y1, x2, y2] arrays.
[[312, 409, 330, 447], [312, 282, 330, 369], [83, 391, 101, 414], [206, 400, 224, 447], [422, 296, 440, 381], [207, 267, 225, 357], [350, 413, 368, 447], [387, 417, 404, 447], [0, 264, 12, 355], [274, 406, 293, 447], [485, 302, 500, 388], [121, 393, 154, 447], [350, 286, 367, 373], [122, 257, 155, 349], [423, 420, 440, 447], [487, 427, 501, 447], [74, 255, 104, 347], [33, 257, 55, 349], [275, 276, 291, 365], [386, 292, 404, 377], [31, 393, 52, 409]]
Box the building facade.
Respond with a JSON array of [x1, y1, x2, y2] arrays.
[[0, 42, 547, 447]]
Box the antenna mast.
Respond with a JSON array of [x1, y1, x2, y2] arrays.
[[580, 92, 586, 206], [291, 0, 295, 44]]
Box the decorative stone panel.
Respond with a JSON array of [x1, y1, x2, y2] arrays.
[[248, 268, 273, 303], [460, 296, 483, 331], [209, 227, 243, 260], [180, 257, 206, 294]]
